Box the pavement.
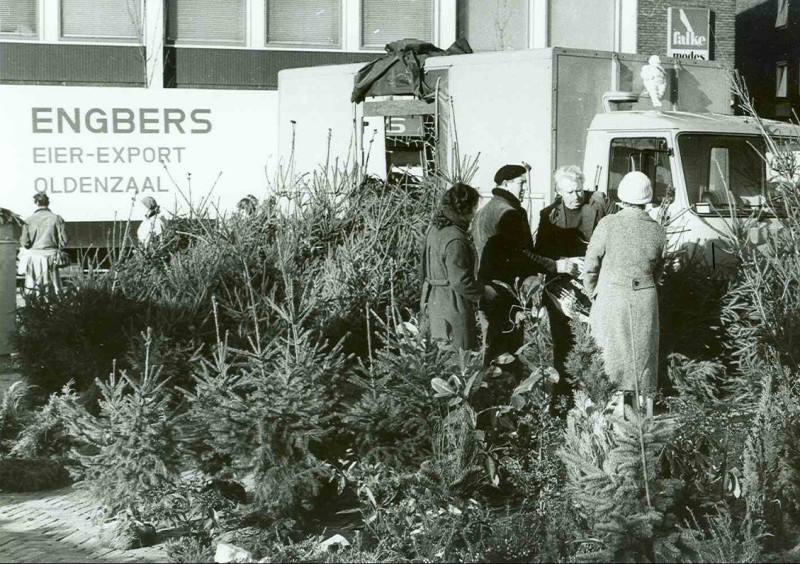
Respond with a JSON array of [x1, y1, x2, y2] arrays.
[[0, 486, 168, 563], [0, 371, 170, 563]]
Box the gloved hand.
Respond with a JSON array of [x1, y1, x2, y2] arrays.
[[483, 284, 498, 302]]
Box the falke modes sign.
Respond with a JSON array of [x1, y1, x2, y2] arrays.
[[667, 7, 711, 60]]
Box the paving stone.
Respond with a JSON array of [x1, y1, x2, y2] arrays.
[[0, 486, 169, 563]]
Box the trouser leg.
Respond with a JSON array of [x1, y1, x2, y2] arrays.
[[476, 309, 524, 432], [546, 299, 576, 413], [482, 308, 523, 367]]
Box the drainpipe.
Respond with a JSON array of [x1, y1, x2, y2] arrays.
[[144, 0, 165, 89], [611, 0, 622, 91]]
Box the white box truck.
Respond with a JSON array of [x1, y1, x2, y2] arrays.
[[277, 47, 798, 265]]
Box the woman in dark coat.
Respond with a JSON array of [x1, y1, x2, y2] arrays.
[[421, 183, 493, 350], [584, 172, 666, 412]]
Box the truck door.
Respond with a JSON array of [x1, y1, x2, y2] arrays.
[[604, 135, 733, 266], [605, 136, 677, 213]]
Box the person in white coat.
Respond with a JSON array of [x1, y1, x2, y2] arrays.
[[137, 196, 166, 247]]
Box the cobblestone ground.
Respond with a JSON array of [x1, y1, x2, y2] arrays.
[[0, 487, 167, 563]]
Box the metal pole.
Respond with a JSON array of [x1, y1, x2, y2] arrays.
[[611, 0, 622, 92]]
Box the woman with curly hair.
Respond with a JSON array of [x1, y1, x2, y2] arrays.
[[421, 183, 495, 350]]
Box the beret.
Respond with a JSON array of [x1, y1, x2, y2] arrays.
[[494, 164, 529, 185]]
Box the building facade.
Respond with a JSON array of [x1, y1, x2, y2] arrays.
[[638, 0, 736, 63], [1, 1, 743, 90], [0, 0, 649, 91], [736, 0, 800, 120], [0, 0, 739, 246]]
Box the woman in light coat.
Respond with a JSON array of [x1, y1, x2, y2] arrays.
[[421, 183, 494, 350], [137, 196, 166, 247], [20, 193, 68, 297], [583, 172, 666, 412]]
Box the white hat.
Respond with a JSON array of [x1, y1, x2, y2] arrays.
[[617, 171, 653, 204]]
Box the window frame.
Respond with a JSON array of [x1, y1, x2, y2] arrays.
[[59, 0, 145, 44], [166, 0, 248, 47], [2, 0, 448, 51], [359, 0, 436, 50], [776, 0, 789, 28], [456, 0, 531, 52], [264, 0, 343, 49], [606, 136, 674, 206], [777, 61, 788, 98], [676, 132, 769, 213], [0, 0, 40, 40]]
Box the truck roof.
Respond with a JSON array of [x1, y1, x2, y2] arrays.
[[589, 111, 799, 137]]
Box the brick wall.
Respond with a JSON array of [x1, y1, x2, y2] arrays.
[[637, 0, 737, 64], [735, 0, 800, 120]]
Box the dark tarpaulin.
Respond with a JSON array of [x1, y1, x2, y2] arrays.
[[351, 37, 473, 104]]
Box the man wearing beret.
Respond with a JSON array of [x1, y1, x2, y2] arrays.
[[534, 165, 614, 412], [472, 164, 577, 367]]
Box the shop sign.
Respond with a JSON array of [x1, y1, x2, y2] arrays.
[[667, 7, 711, 60]]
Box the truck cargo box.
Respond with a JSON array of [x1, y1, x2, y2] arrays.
[[278, 47, 732, 228]]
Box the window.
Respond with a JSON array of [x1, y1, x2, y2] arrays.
[[267, 0, 341, 47], [777, 62, 788, 98], [61, 0, 143, 41], [362, 0, 433, 48], [457, 0, 527, 51], [677, 134, 767, 210], [608, 138, 672, 204], [0, 0, 37, 37], [776, 0, 789, 27], [167, 0, 246, 45]]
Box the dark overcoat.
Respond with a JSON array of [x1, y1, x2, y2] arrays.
[[472, 188, 547, 284], [532, 191, 612, 408], [583, 208, 666, 393], [420, 223, 484, 350], [534, 191, 613, 263]]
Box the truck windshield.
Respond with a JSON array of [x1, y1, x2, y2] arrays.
[[677, 133, 775, 213]]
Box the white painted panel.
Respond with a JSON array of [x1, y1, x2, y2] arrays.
[[0, 85, 278, 221], [433, 50, 554, 210], [277, 63, 385, 179]]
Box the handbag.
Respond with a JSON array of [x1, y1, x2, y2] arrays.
[[55, 249, 70, 268]]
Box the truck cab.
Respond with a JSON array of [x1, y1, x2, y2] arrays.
[[583, 110, 796, 268]]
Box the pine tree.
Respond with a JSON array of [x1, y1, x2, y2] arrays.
[[57, 329, 186, 517], [343, 317, 448, 470], [183, 296, 353, 517], [741, 368, 800, 549], [558, 390, 680, 562]]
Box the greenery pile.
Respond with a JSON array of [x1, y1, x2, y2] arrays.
[[14, 157, 440, 405], [0, 381, 31, 453], [0, 382, 73, 491], [10, 96, 800, 563]]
